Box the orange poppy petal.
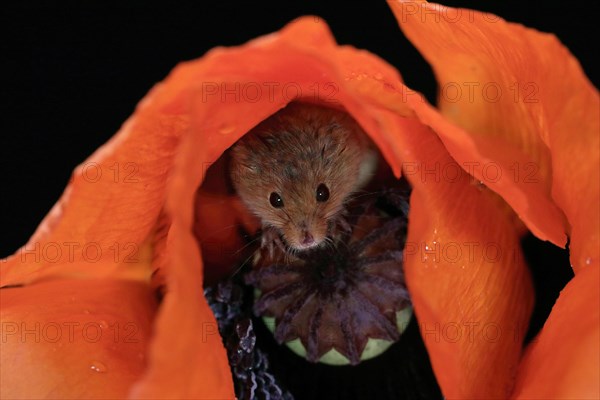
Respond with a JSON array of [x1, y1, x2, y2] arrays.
[[0, 112, 188, 286], [390, 0, 600, 267], [0, 279, 155, 399], [394, 123, 534, 399], [1, 37, 237, 397], [2, 14, 539, 398], [129, 221, 234, 398], [513, 266, 600, 399], [131, 17, 531, 399]]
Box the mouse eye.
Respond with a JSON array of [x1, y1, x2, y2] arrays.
[[269, 192, 284, 208], [316, 183, 330, 202]]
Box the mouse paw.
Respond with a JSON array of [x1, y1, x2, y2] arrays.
[[260, 226, 286, 259]]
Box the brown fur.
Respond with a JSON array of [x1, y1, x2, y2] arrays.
[[230, 102, 373, 250]]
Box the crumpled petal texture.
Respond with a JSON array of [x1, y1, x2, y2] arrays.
[[390, 0, 600, 271], [3, 3, 596, 398], [137, 17, 531, 399], [390, 0, 600, 397]]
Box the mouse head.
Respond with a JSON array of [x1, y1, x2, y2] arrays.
[[230, 103, 369, 251]]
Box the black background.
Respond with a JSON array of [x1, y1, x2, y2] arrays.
[[1, 1, 597, 256], [0, 1, 594, 339]]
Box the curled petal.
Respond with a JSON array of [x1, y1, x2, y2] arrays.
[[1, 46, 237, 398], [129, 224, 233, 398], [0, 111, 188, 287], [513, 266, 600, 399], [1, 14, 538, 399], [390, 1, 599, 395], [372, 117, 534, 399], [390, 0, 600, 270], [159, 17, 533, 399]]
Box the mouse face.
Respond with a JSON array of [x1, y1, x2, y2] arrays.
[[230, 103, 371, 251]]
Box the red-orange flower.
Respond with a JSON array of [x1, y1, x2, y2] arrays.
[[1, 1, 598, 399]]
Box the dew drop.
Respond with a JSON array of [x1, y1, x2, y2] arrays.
[[217, 124, 236, 135], [90, 361, 107, 373], [585, 257, 592, 265], [99, 320, 108, 329], [373, 72, 383, 80], [83, 309, 91, 315]]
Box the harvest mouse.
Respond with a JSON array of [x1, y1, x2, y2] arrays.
[[229, 102, 378, 253]]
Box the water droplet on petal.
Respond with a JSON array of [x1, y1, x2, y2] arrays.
[[90, 361, 107, 373], [99, 320, 108, 329], [585, 257, 592, 265]]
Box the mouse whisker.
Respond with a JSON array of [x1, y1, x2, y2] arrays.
[[283, 244, 296, 265], [232, 236, 261, 256], [229, 247, 260, 278], [330, 236, 349, 254], [351, 189, 379, 197], [323, 207, 346, 221], [323, 236, 337, 254]]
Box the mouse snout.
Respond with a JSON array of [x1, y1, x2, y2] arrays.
[[287, 219, 326, 250], [301, 231, 314, 246]]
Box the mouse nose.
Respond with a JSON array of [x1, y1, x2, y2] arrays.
[[301, 231, 314, 246]]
